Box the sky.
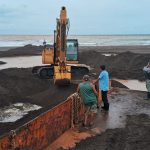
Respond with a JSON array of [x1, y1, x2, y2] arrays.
[[0, 0, 150, 35]]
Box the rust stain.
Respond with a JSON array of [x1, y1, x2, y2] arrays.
[[45, 127, 102, 150], [0, 97, 83, 150]]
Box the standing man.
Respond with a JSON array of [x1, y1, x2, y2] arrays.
[[143, 62, 150, 100], [77, 75, 98, 127], [94, 65, 109, 111]]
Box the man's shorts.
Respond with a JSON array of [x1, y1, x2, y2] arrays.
[[85, 104, 98, 115], [146, 80, 150, 92]]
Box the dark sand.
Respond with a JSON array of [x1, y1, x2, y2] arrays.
[[0, 45, 150, 149], [72, 114, 150, 150], [1, 45, 150, 80], [0, 61, 6, 65], [0, 68, 78, 136], [0, 45, 150, 57]]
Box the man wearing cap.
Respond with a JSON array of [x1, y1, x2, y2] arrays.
[[77, 75, 98, 127], [143, 62, 150, 100]]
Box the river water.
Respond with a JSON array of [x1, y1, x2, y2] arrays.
[[114, 79, 146, 91], [0, 56, 42, 69], [0, 103, 42, 123]]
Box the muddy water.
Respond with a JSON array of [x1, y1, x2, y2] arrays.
[[102, 53, 117, 56], [0, 103, 42, 123], [114, 79, 146, 91], [0, 56, 43, 70], [96, 89, 150, 129]]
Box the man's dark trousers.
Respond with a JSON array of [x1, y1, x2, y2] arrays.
[[101, 91, 109, 110]]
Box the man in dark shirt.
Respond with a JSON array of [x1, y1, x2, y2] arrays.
[[143, 62, 150, 100], [77, 75, 98, 127]]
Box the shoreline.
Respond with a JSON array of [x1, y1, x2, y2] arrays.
[[0, 45, 150, 58]]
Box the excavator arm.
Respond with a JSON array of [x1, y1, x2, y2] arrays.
[[54, 7, 71, 84], [55, 6, 68, 64]]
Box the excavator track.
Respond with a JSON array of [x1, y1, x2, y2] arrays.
[[32, 65, 54, 79], [32, 64, 90, 81]]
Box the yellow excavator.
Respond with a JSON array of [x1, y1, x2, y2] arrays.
[[32, 6, 89, 85]]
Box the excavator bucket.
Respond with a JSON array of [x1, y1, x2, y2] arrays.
[[54, 65, 90, 85], [54, 66, 71, 85]]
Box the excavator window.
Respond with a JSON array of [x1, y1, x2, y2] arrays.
[[66, 39, 78, 61]]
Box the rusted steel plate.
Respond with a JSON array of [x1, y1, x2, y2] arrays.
[[0, 96, 83, 150]]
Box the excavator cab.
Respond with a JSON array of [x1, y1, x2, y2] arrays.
[[66, 39, 78, 62]]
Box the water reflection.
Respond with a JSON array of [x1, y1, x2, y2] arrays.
[[0, 103, 42, 123], [102, 53, 117, 57], [114, 79, 146, 91], [0, 56, 43, 70]]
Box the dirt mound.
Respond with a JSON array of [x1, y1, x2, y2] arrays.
[[0, 45, 43, 57], [0, 45, 149, 135], [80, 51, 150, 80], [0, 61, 6, 65], [0, 68, 77, 107], [0, 45, 149, 80], [0, 68, 77, 135], [79, 45, 150, 53], [72, 114, 150, 150]]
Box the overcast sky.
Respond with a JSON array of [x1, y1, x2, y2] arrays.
[[0, 0, 149, 35]]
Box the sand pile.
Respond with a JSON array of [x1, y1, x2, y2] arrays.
[[0, 45, 149, 135], [0, 45, 42, 57], [0, 45, 150, 80], [80, 50, 150, 80], [0, 68, 77, 135]]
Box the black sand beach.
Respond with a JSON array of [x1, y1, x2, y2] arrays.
[[71, 114, 150, 150], [0, 45, 150, 149]]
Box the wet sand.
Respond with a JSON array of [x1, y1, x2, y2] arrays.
[[46, 88, 150, 150], [71, 114, 150, 150], [0, 45, 42, 57], [0, 45, 150, 149], [71, 89, 150, 150]]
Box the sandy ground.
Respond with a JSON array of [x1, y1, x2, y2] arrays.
[[71, 114, 150, 150], [70, 88, 150, 150], [1, 45, 150, 80], [0, 45, 150, 149], [0, 45, 150, 56], [0, 61, 5, 65], [0, 68, 78, 136], [45, 88, 150, 150]]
